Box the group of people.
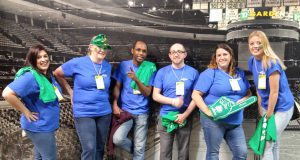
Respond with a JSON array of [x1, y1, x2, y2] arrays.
[[2, 30, 294, 160]]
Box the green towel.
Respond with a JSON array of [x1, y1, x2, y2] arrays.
[[209, 96, 257, 120], [161, 111, 186, 133], [15, 67, 57, 103], [248, 114, 277, 155], [130, 61, 156, 90]]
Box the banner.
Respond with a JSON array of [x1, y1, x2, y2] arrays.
[[247, 0, 263, 8], [284, 0, 300, 6], [226, 0, 247, 9], [209, 8, 223, 22], [226, 9, 239, 20], [265, 0, 281, 7], [272, 6, 286, 19]]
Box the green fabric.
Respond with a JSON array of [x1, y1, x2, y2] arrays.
[[248, 114, 277, 155], [161, 111, 186, 133], [90, 34, 112, 50], [15, 67, 57, 103], [209, 96, 257, 121], [130, 61, 157, 90]]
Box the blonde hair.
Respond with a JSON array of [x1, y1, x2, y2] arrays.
[[248, 30, 286, 70], [208, 43, 236, 76]]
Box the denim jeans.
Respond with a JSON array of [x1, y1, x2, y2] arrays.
[[261, 106, 293, 160], [113, 113, 149, 160], [25, 130, 56, 160], [74, 114, 112, 160], [158, 115, 193, 160], [200, 115, 247, 160]]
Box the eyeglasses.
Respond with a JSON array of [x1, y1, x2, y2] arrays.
[[169, 50, 186, 55], [135, 48, 147, 53]]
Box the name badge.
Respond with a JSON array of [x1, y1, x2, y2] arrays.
[[258, 74, 266, 90], [53, 85, 64, 101], [176, 81, 185, 96], [95, 75, 105, 90], [229, 79, 241, 91], [133, 89, 141, 94]]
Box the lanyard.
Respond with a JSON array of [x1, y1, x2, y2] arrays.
[[254, 59, 265, 75], [89, 56, 102, 76], [171, 65, 185, 81]]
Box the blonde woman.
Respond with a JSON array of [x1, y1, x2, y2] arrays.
[[248, 30, 294, 160], [54, 34, 112, 160]]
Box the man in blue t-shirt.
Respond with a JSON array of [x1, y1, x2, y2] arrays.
[[152, 43, 198, 160], [112, 40, 156, 160]]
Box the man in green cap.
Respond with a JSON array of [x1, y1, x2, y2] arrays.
[[54, 34, 112, 160], [112, 40, 156, 159]]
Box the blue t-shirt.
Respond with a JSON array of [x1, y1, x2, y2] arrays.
[[154, 65, 199, 116], [112, 60, 156, 114], [194, 68, 250, 125], [8, 72, 61, 132], [248, 56, 294, 112], [61, 56, 112, 117]]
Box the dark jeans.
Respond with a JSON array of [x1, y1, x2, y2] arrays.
[[74, 114, 112, 160], [158, 115, 193, 160]]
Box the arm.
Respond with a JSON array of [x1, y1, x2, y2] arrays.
[[191, 90, 212, 117], [2, 87, 38, 122], [152, 87, 183, 108], [127, 67, 152, 96], [266, 71, 280, 119], [236, 90, 252, 104], [54, 67, 73, 103], [257, 91, 263, 117], [112, 81, 123, 117], [175, 100, 196, 124]]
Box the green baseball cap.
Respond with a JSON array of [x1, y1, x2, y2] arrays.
[[90, 34, 112, 50]]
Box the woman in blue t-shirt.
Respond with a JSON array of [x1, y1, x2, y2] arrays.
[[192, 43, 251, 160], [54, 34, 112, 160], [248, 30, 294, 160], [2, 45, 62, 160]]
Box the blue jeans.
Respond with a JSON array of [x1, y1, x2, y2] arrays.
[[113, 113, 149, 160], [261, 106, 293, 160], [25, 130, 56, 160], [74, 114, 112, 160], [200, 116, 247, 160]]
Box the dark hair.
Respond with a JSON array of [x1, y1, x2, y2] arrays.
[[132, 40, 147, 49], [24, 45, 50, 74], [208, 43, 236, 76]]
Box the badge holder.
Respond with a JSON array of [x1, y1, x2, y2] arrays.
[[95, 75, 105, 90]]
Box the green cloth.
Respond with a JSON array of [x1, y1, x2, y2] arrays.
[[209, 96, 257, 120], [130, 61, 156, 90], [161, 111, 186, 133], [248, 114, 277, 155], [15, 67, 57, 103]]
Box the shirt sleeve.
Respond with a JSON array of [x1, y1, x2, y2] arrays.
[[8, 72, 38, 98], [266, 60, 282, 77], [61, 58, 78, 77], [148, 71, 157, 86], [193, 68, 214, 94], [112, 62, 123, 83], [153, 69, 164, 89], [238, 68, 251, 90], [248, 56, 254, 73]]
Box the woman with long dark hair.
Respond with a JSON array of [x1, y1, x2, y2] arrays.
[[2, 45, 62, 160], [192, 43, 251, 160]]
